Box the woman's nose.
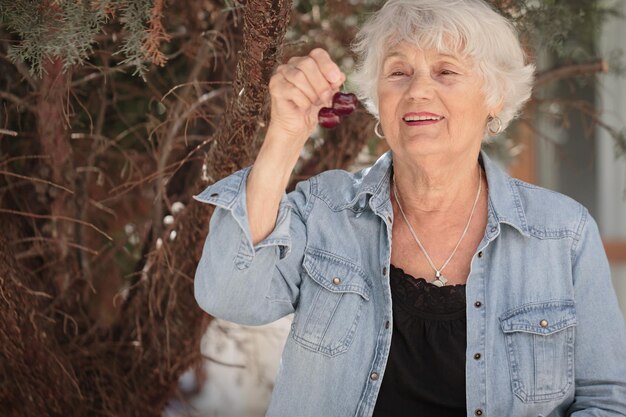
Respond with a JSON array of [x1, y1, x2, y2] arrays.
[[406, 72, 435, 101]]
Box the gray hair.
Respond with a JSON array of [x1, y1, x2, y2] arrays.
[[349, 0, 535, 132]]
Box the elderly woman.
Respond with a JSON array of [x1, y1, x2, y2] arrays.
[[193, 0, 626, 415]]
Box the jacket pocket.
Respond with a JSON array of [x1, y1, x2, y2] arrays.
[[291, 247, 371, 357], [499, 300, 576, 403]]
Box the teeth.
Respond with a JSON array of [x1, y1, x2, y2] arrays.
[[404, 115, 442, 122]]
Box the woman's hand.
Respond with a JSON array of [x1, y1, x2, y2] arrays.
[[245, 49, 344, 245], [267, 48, 346, 143]]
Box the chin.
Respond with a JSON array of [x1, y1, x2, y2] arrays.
[[400, 134, 447, 152]]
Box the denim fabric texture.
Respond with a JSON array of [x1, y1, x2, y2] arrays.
[[193, 150, 626, 417]]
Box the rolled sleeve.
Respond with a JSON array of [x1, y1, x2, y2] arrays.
[[193, 166, 293, 262], [192, 167, 311, 325]]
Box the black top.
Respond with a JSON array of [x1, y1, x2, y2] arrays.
[[372, 264, 467, 417]]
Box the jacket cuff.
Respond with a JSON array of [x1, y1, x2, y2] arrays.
[[193, 167, 292, 261]]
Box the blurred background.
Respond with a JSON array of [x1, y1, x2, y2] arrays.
[[0, 1, 624, 416]]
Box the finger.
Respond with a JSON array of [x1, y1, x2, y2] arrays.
[[276, 64, 321, 105], [293, 55, 336, 105], [308, 48, 345, 89], [270, 74, 315, 111], [287, 55, 302, 65]]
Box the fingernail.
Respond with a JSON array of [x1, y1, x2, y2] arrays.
[[328, 70, 341, 83]]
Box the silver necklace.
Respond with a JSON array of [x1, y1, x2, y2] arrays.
[[392, 166, 482, 287]]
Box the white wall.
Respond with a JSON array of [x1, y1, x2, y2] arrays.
[[597, 0, 626, 319]]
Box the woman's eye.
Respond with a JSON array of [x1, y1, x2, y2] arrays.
[[440, 69, 457, 75], [390, 71, 405, 76]]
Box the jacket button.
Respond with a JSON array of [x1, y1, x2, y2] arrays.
[[385, 320, 390, 329], [477, 251, 484, 258], [382, 267, 387, 275], [490, 226, 497, 233], [332, 277, 342, 285], [370, 372, 379, 381], [474, 301, 482, 308], [540, 319, 549, 328], [474, 409, 483, 416], [474, 353, 481, 360]]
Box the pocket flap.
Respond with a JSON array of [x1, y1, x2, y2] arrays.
[[303, 248, 371, 301], [500, 300, 576, 336]]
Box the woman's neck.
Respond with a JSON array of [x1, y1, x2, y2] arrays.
[[391, 153, 484, 222]]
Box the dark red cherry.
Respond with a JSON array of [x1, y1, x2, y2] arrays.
[[332, 92, 358, 116], [318, 107, 341, 128]]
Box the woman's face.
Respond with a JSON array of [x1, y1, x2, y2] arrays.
[[377, 41, 498, 161]]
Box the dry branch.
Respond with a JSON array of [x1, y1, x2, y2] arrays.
[[153, 42, 214, 241], [108, 1, 294, 415], [534, 60, 609, 88], [0, 233, 77, 416], [0, 208, 113, 241], [0, 128, 18, 137]]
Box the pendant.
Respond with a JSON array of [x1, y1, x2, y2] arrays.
[[432, 271, 448, 287]]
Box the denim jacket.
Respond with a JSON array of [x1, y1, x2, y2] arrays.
[[193, 150, 626, 417]]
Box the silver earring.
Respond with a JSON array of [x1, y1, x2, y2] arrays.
[[487, 115, 503, 135], [374, 121, 385, 139]]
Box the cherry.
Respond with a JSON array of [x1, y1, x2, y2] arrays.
[[332, 92, 358, 116], [318, 107, 341, 129]]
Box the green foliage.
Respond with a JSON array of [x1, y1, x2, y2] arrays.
[[116, 0, 155, 77], [1, 0, 112, 77], [0, 0, 159, 77]]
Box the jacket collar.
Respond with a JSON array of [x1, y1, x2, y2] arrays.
[[353, 149, 531, 237], [480, 151, 531, 237]]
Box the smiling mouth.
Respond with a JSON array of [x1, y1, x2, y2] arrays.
[[402, 115, 444, 122]]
